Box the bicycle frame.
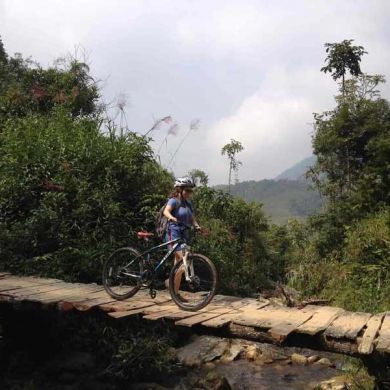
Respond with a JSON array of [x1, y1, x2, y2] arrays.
[[124, 237, 185, 275]]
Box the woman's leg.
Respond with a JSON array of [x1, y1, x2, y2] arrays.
[[164, 251, 184, 291], [174, 251, 185, 293]]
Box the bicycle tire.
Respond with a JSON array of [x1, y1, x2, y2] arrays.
[[169, 253, 218, 311], [102, 247, 142, 300]]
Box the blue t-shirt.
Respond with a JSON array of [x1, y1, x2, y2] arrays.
[[167, 198, 193, 231]]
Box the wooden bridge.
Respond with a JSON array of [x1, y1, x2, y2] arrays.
[[1, 273, 389, 357]]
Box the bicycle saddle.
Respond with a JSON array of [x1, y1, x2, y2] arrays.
[[137, 231, 154, 238]]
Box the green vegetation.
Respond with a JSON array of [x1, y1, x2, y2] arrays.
[[285, 42, 390, 313], [0, 38, 277, 298], [275, 155, 316, 180], [0, 309, 178, 388], [216, 178, 323, 223], [221, 138, 244, 191], [0, 42, 172, 282], [0, 35, 389, 316]]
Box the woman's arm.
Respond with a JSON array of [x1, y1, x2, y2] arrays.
[[191, 214, 200, 229], [163, 204, 178, 222]]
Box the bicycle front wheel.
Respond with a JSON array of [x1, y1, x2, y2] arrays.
[[169, 253, 218, 311], [102, 247, 143, 300]]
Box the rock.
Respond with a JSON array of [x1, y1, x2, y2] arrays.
[[176, 336, 229, 367], [316, 376, 349, 389], [204, 362, 216, 370], [245, 345, 260, 361], [314, 357, 333, 367], [203, 340, 229, 363], [290, 353, 308, 365], [307, 355, 320, 364], [220, 340, 244, 362], [258, 344, 288, 361], [195, 372, 233, 390]]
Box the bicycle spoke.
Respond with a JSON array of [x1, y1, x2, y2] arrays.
[[103, 247, 143, 300], [169, 253, 217, 311]]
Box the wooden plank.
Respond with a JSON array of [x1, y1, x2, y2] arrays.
[[141, 303, 230, 321], [32, 286, 104, 303], [233, 306, 294, 328], [268, 306, 317, 342], [1, 276, 63, 286], [2, 283, 73, 298], [108, 308, 149, 318], [230, 299, 269, 310], [72, 291, 171, 312], [325, 312, 372, 339], [160, 310, 200, 320], [376, 313, 390, 353], [72, 297, 118, 311], [104, 302, 176, 319], [99, 300, 158, 312], [142, 304, 180, 315], [201, 311, 241, 328], [0, 284, 38, 293], [296, 307, 344, 335], [358, 314, 385, 354], [175, 309, 233, 327], [0, 279, 56, 292], [143, 310, 177, 320]]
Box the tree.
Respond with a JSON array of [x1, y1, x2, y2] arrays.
[[0, 35, 7, 64], [221, 139, 244, 192], [189, 169, 209, 186], [0, 51, 100, 126], [321, 39, 367, 95]]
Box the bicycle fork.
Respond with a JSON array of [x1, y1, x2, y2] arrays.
[[182, 246, 195, 282]]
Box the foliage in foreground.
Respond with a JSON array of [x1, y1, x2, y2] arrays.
[[0, 310, 178, 388], [286, 209, 390, 312], [285, 42, 390, 312], [0, 108, 172, 282]]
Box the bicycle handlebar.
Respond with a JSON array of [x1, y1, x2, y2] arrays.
[[171, 222, 200, 231]]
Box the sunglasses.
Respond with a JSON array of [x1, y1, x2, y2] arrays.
[[183, 188, 194, 193]]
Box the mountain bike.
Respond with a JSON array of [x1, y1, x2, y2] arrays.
[[102, 224, 218, 311]]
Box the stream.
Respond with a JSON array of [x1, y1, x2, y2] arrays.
[[134, 335, 362, 390]]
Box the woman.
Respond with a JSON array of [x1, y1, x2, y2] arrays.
[[163, 177, 200, 295]]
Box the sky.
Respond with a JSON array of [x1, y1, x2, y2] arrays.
[[1, 0, 390, 184]]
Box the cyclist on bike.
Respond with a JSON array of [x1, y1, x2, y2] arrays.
[[163, 177, 201, 294]]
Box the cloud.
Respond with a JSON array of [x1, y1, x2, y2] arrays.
[[1, 0, 390, 184]]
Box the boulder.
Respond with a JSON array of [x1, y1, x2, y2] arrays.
[[316, 376, 348, 389], [198, 372, 233, 390], [307, 355, 320, 364], [220, 340, 244, 362], [245, 345, 260, 361], [176, 336, 229, 367], [290, 353, 308, 365], [314, 357, 333, 367]]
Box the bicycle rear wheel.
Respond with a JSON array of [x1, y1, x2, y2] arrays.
[[169, 253, 218, 311], [102, 247, 143, 300]]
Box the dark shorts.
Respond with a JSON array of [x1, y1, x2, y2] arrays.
[[166, 228, 190, 252]]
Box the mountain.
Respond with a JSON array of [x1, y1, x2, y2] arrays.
[[215, 179, 322, 224], [275, 156, 316, 181]]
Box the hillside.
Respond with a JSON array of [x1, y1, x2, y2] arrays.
[[215, 179, 323, 224], [275, 156, 316, 181]]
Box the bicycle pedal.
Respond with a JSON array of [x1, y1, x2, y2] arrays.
[[149, 289, 157, 299]]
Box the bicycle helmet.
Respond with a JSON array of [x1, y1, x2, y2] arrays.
[[174, 176, 195, 188]]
